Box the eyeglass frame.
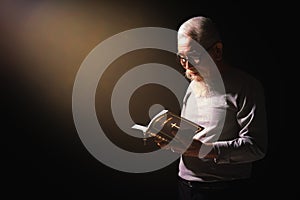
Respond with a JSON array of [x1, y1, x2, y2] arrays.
[[176, 42, 217, 68]]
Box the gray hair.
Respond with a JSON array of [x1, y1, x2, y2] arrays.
[[178, 16, 221, 50]]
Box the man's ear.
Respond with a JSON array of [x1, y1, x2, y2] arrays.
[[213, 42, 223, 61]]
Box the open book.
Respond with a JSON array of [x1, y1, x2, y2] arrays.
[[132, 109, 204, 144], [132, 109, 168, 134]]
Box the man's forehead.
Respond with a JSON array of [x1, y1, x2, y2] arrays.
[[178, 35, 192, 45], [177, 36, 203, 53]]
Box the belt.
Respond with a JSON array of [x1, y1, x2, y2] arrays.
[[178, 176, 249, 190]]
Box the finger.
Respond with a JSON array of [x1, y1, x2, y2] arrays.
[[170, 146, 184, 154], [157, 142, 170, 150]]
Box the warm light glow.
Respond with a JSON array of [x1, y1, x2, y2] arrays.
[[1, 1, 147, 111]]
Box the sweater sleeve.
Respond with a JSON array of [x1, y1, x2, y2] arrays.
[[213, 78, 268, 164]]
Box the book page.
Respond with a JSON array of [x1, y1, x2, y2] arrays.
[[131, 109, 168, 133]]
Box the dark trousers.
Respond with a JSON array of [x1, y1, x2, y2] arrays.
[[178, 176, 253, 200]]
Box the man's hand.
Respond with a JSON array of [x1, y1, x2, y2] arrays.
[[155, 137, 216, 158], [155, 136, 203, 157]]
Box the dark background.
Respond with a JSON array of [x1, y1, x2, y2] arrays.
[[1, 0, 285, 199]]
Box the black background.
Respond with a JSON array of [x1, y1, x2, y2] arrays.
[[1, 0, 285, 199]]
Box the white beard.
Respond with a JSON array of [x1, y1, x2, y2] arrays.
[[190, 80, 209, 98]]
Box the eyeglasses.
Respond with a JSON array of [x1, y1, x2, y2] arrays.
[[176, 52, 200, 69], [176, 43, 217, 69]]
